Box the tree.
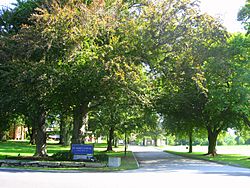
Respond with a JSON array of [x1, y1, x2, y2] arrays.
[[147, 1, 227, 155], [0, 0, 45, 35], [35, 0, 151, 147], [157, 61, 206, 153], [201, 34, 249, 155], [238, 0, 250, 34], [0, 0, 62, 156], [0, 111, 10, 141], [1, 0, 151, 156], [89, 76, 149, 151], [58, 112, 73, 146]]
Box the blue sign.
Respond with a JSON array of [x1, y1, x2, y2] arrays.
[[71, 144, 94, 155]]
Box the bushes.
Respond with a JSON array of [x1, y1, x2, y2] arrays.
[[51, 151, 108, 163], [94, 153, 109, 163], [51, 151, 73, 161]]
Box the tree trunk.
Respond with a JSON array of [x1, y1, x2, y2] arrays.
[[59, 113, 64, 145], [0, 127, 7, 141], [188, 129, 193, 153], [30, 127, 37, 145], [107, 126, 114, 151], [34, 110, 47, 157], [207, 126, 220, 156], [71, 103, 88, 145], [26, 116, 37, 145], [143, 137, 146, 146], [59, 113, 71, 146], [154, 137, 158, 147], [114, 138, 118, 148], [0, 117, 9, 141], [59, 114, 71, 146], [0, 129, 3, 141]]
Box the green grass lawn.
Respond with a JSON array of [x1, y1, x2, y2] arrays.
[[166, 150, 250, 169], [0, 140, 69, 158], [0, 140, 138, 171]]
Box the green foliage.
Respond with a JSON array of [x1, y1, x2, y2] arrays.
[[51, 151, 73, 161], [165, 135, 176, 145], [0, 0, 44, 35], [0, 0, 151, 153], [152, 4, 248, 154], [204, 34, 249, 131], [217, 132, 237, 146], [94, 153, 109, 162], [237, 0, 250, 34], [0, 0, 249, 157], [152, 2, 228, 150]]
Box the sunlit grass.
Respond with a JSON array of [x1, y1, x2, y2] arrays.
[[0, 141, 127, 158], [166, 150, 250, 169], [0, 140, 35, 157]]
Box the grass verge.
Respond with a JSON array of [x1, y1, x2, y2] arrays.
[[166, 150, 250, 169]]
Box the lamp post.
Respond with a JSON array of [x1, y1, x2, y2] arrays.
[[124, 125, 128, 156]]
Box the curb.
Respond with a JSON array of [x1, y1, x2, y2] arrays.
[[131, 152, 140, 168]]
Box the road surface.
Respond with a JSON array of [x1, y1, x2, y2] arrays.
[[0, 146, 249, 188]]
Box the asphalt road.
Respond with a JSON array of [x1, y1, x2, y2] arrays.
[[0, 146, 249, 188]]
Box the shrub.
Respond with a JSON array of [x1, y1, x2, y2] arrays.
[[51, 151, 73, 161], [94, 153, 108, 162]]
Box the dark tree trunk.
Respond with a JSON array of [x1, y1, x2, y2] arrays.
[[0, 119, 7, 141], [30, 127, 37, 145], [26, 116, 37, 145], [154, 137, 158, 147], [143, 137, 146, 146], [114, 138, 118, 148], [71, 103, 88, 145], [0, 127, 7, 141], [0, 116, 9, 141], [27, 123, 32, 142], [207, 126, 220, 156], [34, 110, 47, 157], [107, 126, 114, 151], [59, 113, 64, 145], [188, 129, 193, 153], [0, 129, 3, 141]]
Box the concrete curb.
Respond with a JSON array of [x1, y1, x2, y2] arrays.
[[131, 152, 140, 168]]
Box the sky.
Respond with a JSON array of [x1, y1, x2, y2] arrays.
[[0, 0, 247, 33]]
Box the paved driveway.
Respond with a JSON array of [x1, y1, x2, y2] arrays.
[[129, 146, 250, 176], [0, 146, 249, 188]]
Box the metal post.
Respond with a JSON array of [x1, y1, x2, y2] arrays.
[[124, 129, 127, 156]]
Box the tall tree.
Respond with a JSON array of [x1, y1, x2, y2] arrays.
[[147, 1, 227, 155], [34, 0, 151, 147], [0, 0, 61, 156], [202, 34, 250, 155], [238, 0, 250, 34]]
